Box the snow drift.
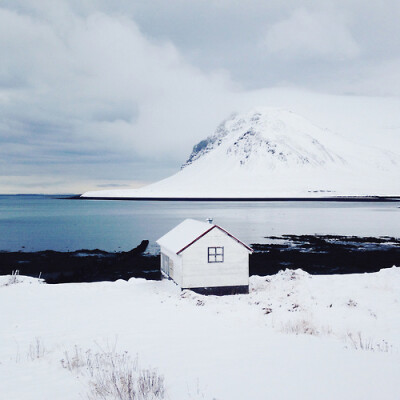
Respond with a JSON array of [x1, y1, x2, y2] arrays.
[[82, 108, 400, 198], [1, 267, 400, 399]]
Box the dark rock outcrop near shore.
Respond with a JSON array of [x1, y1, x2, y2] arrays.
[[250, 235, 400, 276], [0, 240, 160, 283]]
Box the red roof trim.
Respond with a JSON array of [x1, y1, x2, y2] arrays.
[[176, 225, 215, 255], [176, 225, 253, 255], [215, 225, 253, 252]]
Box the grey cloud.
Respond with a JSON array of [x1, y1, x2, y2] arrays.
[[0, 1, 399, 193], [3, 1, 400, 91], [101, 1, 400, 90], [263, 8, 360, 60], [0, 7, 234, 166]]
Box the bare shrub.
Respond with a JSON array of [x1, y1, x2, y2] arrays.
[[28, 338, 46, 361], [280, 319, 334, 337], [61, 346, 165, 400], [138, 369, 165, 400], [60, 345, 87, 372], [345, 332, 392, 352], [346, 332, 373, 351], [281, 319, 319, 336], [2, 270, 21, 286], [2, 271, 44, 287]]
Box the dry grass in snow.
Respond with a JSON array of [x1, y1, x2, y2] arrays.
[[61, 346, 165, 400]]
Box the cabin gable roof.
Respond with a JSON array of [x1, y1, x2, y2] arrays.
[[156, 219, 253, 255]]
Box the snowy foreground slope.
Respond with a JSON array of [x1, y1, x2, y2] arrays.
[[82, 108, 400, 198], [1, 268, 400, 400]]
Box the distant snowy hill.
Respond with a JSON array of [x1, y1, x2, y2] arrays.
[[82, 108, 400, 198]]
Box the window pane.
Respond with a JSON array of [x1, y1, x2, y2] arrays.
[[208, 247, 224, 263]]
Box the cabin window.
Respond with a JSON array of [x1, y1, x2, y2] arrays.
[[208, 247, 224, 263]]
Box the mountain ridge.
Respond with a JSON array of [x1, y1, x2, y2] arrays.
[[82, 107, 400, 198]]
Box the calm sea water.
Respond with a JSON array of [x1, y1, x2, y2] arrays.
[[0, 195, 399, 254]]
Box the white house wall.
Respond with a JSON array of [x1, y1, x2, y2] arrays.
[[180, 228, 249, 289], [160, 246, 183, 286]]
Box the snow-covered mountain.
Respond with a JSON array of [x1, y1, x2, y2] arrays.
[[82, 108, 400, 198]]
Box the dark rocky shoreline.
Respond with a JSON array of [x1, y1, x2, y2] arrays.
[[250, 235, 400, 276], [0, 235, 399, 284], [0, 240, 160, 284]]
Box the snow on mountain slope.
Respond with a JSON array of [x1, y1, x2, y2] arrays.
[[82, 108, 400, 198]]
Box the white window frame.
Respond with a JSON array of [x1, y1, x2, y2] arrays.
[[208, 246, 224, 263]]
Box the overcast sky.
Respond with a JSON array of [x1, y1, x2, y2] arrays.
[[1, 0, 400, 193]]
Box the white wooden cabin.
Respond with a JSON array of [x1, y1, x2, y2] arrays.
[[156, 219, 252, 295]]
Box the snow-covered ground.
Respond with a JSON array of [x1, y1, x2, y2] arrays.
[[1, 268, 400, 399], [82, 108, 400, 199]]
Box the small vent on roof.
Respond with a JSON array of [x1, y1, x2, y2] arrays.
[[206, 217, 213, 224]]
